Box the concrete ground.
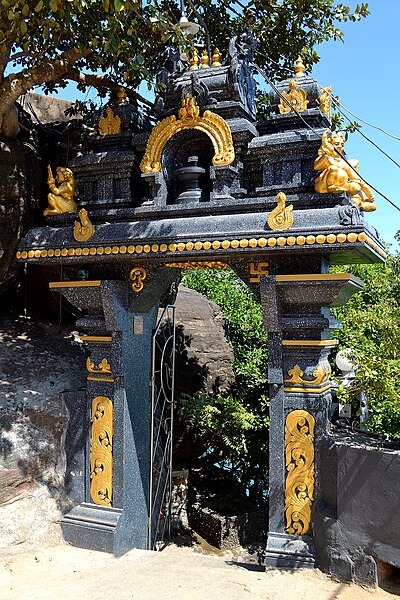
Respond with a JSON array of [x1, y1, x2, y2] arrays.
[[1, 541, 398, 600]]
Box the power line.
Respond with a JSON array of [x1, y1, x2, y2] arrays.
[[247, 49, 400, 213]]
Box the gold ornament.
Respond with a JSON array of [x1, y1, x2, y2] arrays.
[[267, 192, 294, 231], [140, 94, 235, 173], [294, 56, 306, 78], [86, 357, 111, 374], [130, 266, 147, 292], [73, 208, 94, 242], [189, 48, 199, 70], [319, 86, 332, 119], [90, 396, 113, 506], [200, 49, 210, 68], [43, 165, 77, 216], [279, 80, 309, 114], [116, 87, 127, 104], [284, 362, 331, 386], [98, 106, 121, 135], [314, 130, 376, 211], [285, 410, 315, 535], [249, 262, 269, 283], [165, 261, 229, 269], [211, 48, 222, 67]]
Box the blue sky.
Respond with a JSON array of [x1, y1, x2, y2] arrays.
[[312, 0, 400, 250], [54, 1, 399, 249]]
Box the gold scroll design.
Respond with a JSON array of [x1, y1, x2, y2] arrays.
[[279, 81, 309, 114], [130, 266, 147, 292], [319, 86, 332, 119], [86, 356, 114, 382], [74, 208, 94, 242], [267, 192, 293, 231], [249, 261, 269, 283], [285, 409, 315, 535], [285, 362, 331, 386], [98, 107, 121, 135], [140, 94, 235, 173], [90, 396, 113, 506]]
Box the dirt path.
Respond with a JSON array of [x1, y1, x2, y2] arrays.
[[0, 542, 397, 600]]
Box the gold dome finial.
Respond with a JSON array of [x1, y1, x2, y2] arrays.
[[116, 87, 126, 104], [190, 48, 199, 70], [294, 56, 306, 78], [211, 48, 222, 67], [200, 49, 210, 69]]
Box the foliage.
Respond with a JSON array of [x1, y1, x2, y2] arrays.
[[180, 268, 269, 503], [0, 0, 369, 126], [331, 249, 400, 437]]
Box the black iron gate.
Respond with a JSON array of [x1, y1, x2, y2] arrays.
[[148, 304, 176, 550]]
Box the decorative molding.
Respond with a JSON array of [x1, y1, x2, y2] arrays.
[[276, 274, 353, 282], [249, 261, 269, 283], [90, 396, 113, 506], [285, 409, 315, 535], [165, 261, 229, 269], [267, 192, 293, 231], [279, 80, 308, 114], [284, 384, 331, 395], [98, 107, 121, 136], [74, 209, 94, 243], [282, 340, 338, 347], [140, 94, 235, 173], [17, 232, 387, 262], [80, 335, 113, 343], [49, 280, 101, 288], [130, 266, 147, 292], [284, 362, 331, 386], [86, 357, 111, 374]]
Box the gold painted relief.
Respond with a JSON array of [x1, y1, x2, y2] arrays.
[[165, 261, 229, 269], [140, 94, 235, 173], [90, 396, 113, 506], [278, 80, 308, 114], [86, 357, 111, 374], [249, 262, 269, 283], [284, 362, 331, 386], [319, 86, 332, 119], [285, 409, 315, 535], [98, 107, 121, 135], [74, 209, 94, 242], [267, 192, 293, 231], [130, 266, 147, 292]]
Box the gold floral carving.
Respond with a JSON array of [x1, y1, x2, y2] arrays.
[[314, 130, 376, 211], [279, 80, 309, 114], [90, 396, 113, 506], [86, 357, 111, 374], [74, 208, 94, 242], [285, 409, 315, 535], [267, 192, 293, 231], [98, 107, 121, 135], [140, 94, 235, 173], [319, 86, 332, 119], [284, 362, 331, 386], [130, 266, 147, 292]]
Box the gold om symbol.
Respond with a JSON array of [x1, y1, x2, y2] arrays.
[[129, 266, 147, 293]]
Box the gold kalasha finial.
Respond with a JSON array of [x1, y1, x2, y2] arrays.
[[116, 87, 126, 104], [211, 48, 222, 67], [200, 49, 210, 69], [294, 56, 306, 78], [190, 48, 199, 70]]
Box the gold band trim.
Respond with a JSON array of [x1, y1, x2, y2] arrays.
[[87, 376, 115, 383], [284, 384, 331, 394], [16, 232, 386, 261], [49, 280, 101, 288], [80, 336, 113, 343], [282, 340, 338, 347], [276, 274, 352, 282]]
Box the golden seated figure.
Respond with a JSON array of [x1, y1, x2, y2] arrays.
[[43, 165, 77, 216], [314, 131, 376, 212]]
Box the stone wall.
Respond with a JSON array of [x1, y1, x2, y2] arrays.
[[314, 431, 400, 586]]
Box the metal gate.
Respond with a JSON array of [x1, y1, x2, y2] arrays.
[[148, 304, 176, 550]]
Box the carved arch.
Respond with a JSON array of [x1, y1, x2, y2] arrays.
[[140, 95, 235, 173]]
